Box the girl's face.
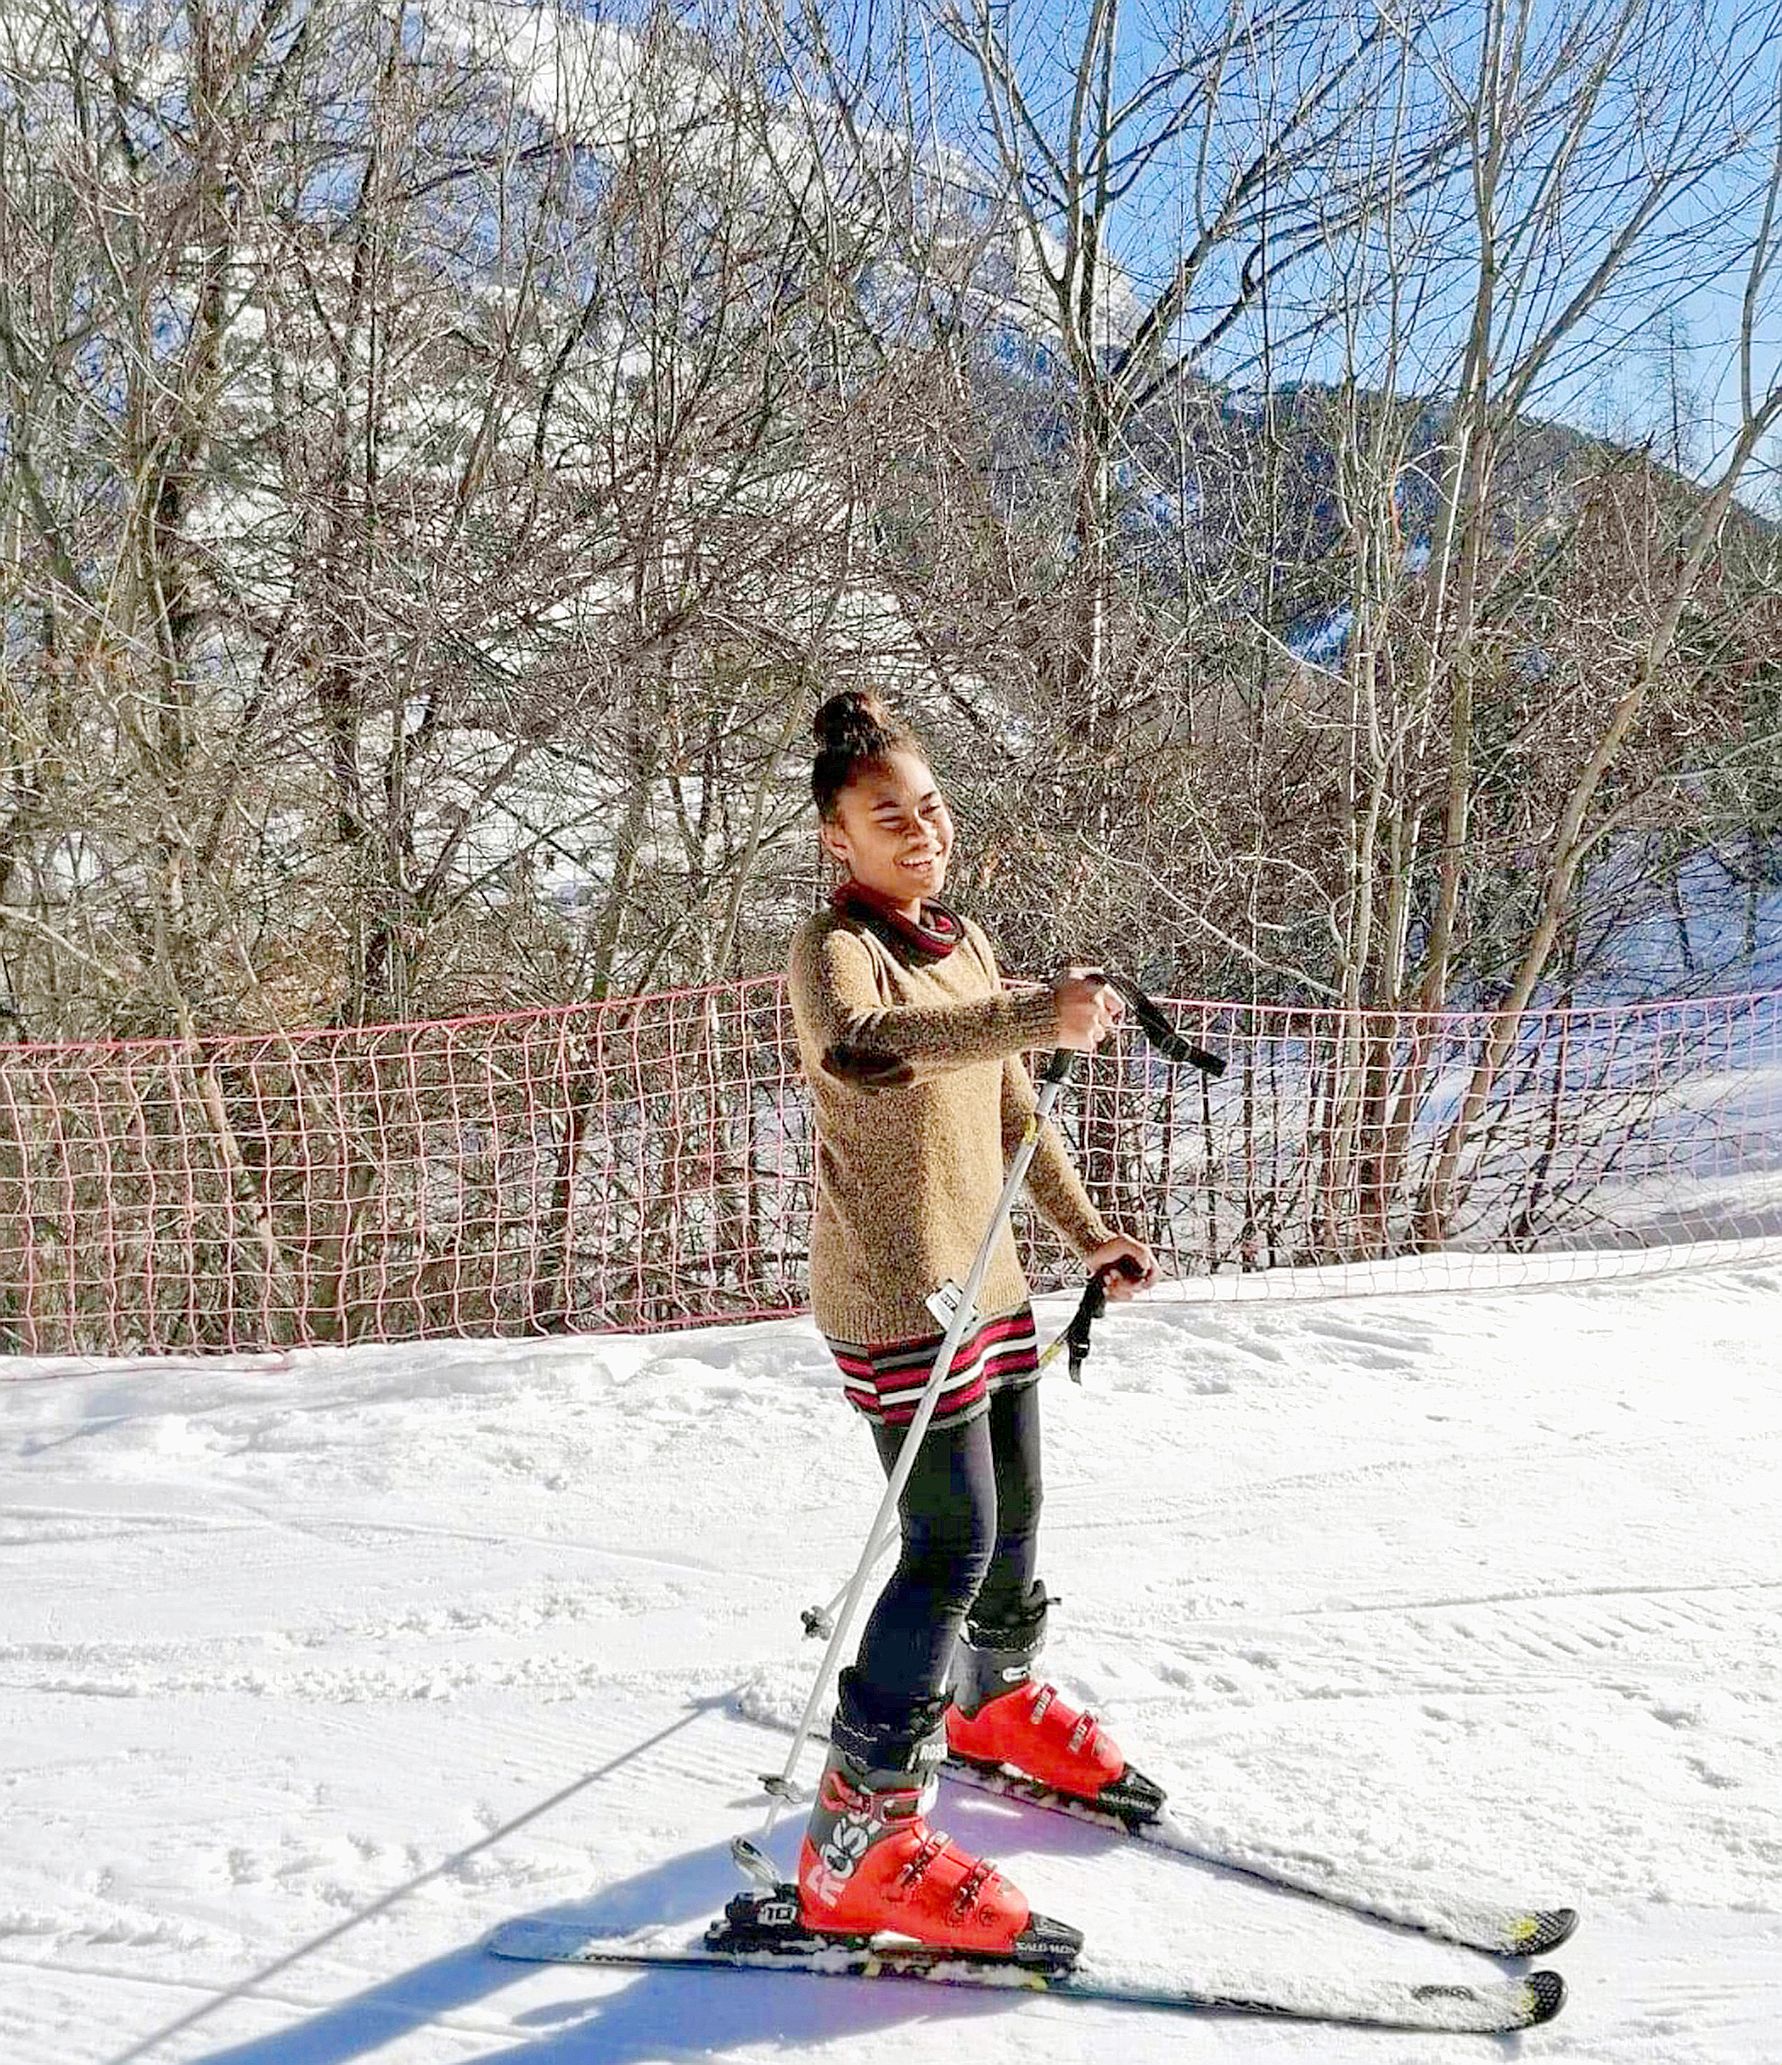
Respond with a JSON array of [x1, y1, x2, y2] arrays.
[[820, 748, 955, 913]]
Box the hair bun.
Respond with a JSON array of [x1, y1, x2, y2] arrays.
[[809, 687, 923, 819], [812, 689, 895, 757]]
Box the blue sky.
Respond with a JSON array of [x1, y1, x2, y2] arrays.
[[909, 0, 1781, 500]]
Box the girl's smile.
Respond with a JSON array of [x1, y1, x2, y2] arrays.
[[819, 749, 955, 919]]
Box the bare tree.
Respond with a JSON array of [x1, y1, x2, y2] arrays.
[[1413, 85, 1782, 1239], [1, 0, 966, 1036]]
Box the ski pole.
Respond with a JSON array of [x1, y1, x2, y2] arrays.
[[790, 974, 1223, 1649], [732, 1047, 1080, 1889]]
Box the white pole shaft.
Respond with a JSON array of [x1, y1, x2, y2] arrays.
[[753, 1062, 1074, 1848]]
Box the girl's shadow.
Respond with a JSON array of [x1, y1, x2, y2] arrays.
[[190, 1789, 1071, 2064]]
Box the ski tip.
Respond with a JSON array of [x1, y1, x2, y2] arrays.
[[1521, 1970, 1567, 2025], [1503, 1908, 1580, 1956], [487, 1920, 564, 1961]]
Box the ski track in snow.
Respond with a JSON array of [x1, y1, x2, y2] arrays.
[[2, 1259, 1779, 2062]]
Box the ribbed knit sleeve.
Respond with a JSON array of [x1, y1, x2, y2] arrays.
[[790, 919, 1061, 1088], [1000, 1054, 1114, 1259]]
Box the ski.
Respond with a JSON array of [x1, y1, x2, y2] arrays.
[[486, 1902, 1566, 2033], [737, 1705, 1576, 1958], [945, 1751, 1580, 1958]]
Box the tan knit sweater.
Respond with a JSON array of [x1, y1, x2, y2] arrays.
[[788, 904, 1114, 1345]]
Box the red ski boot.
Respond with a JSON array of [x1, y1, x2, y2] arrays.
[[945, 1587, 1167, 1824], [793, 1680, 1081, 1967]]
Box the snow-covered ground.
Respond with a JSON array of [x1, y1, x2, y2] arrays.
[[3, 1256, 1779, 2062]]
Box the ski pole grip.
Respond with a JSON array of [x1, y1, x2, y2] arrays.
[[1101, 972, 1225, 1077], [1043, 1049, 1076, 1084]]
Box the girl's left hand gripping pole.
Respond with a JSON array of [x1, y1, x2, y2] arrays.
[[733, 1048, 1079, 1891]]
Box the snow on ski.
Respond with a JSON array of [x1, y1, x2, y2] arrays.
[[945, 1752, 1581, 1957], [736, 1697, 1577, 1958], [485, 1915, 1568, 2033]]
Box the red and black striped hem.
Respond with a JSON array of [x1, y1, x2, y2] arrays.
[[825, 1306, 1041, 1427]]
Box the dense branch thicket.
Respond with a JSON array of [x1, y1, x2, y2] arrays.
[[3, 0, 1781, 1259]]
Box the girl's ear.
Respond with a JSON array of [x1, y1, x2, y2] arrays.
[[818, 818, 851, 870]]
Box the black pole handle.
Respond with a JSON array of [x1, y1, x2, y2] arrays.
[[1043, 1048, 1077, 1085], [1044, 978, 1222, 1078], [1094, 973, 1225, 1076]]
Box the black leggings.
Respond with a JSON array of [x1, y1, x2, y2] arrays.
[[850, 1382, 1043, 1723]]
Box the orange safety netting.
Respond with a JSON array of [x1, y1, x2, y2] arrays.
[[1, 980, 1778, 1359]]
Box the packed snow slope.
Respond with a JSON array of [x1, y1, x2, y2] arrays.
[[3, 1257, 1779, 2063]]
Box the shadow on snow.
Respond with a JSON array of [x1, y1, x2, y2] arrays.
[[162, 1705, 1133, 2064]]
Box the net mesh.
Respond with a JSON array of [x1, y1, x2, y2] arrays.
[[2, 980, 1777, 1359]]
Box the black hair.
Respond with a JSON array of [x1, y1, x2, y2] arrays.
[[810, 690, 925, 820]]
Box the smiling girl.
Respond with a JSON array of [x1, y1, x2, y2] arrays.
[[785, 688, 1162, 1960]]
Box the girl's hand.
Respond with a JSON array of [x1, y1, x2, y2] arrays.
[[1085, 1236, 1158, 1299], [1052, 968, 1125, 1050]]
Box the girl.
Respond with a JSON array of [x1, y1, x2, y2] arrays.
[[786, 688, 1162, 1961]]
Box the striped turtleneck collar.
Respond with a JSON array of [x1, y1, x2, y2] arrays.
[[831, 878, 964, 959]]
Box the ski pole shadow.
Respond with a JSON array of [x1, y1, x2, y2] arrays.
[[178, 1828, 757, 2065], [109, 1694, 733, 2065], [179, 1814, 1034, 2065], [152, 1694, 1030, 2065]]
